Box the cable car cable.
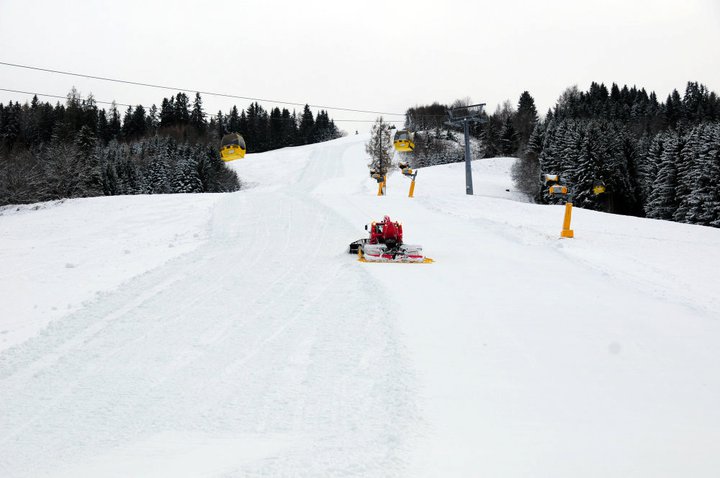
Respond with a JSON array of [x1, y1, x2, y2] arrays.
[[0, 87, 407, 123], [0, 87, 134, 108], [0, 61, 406, 117]]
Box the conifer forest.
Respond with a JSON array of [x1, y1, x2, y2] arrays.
[[0, 90, 341, 206]]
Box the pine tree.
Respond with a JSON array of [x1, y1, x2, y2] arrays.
[[172, 149, 203, 193], [146, 104, 159, 134], [572, 121, 605, 208], [213, 110, 224, 137], [299, 105, 315, 144], [238, 110, 248, 138], [511, 122, 544, 200], [116, 155, 141, 195], [160, 97, 175, 127], [538, 119, 581, 204], [226, 106, 240, 133], [676, 124, 720, 225], [96, 110, 111, 144], [499, 116, 519, 156], [636, 132, 665, 209], [82, 93, 99, 134], [60, 87, 83, 140], [174, 93, 190, 125], [365, 117, 393, 178], [645, 132, 683, 219], [121, 106, 134, 139], [246, 102, 269, 151], [125, 105, 148, 141], [290, 111, 299, 145], [538, 119, 559, 181], [102, 161, 118, 196], [279, 108, 295, 146], [190, 92, 206, 135], [36, 101, 55, 143], [74, 125, 103, 197], [621, 135, 644, 215], [514, 91, 538, 151], [685, 124, 720, 226], [683, 82, 708, 122], [108, 102, 122, 140], [672, 125, 703, 222], [665, 90, 683, 128], [146, 137, 172, 193], [1, 102, 21, 148], [269, 107, 283, 149], [599, 122, 637, 214], [21, 96, 41, 146], [481, 114, 502, 157], [193, 144, 239, 192], [539, 119, 564, 179], [0, 103, 5, 137]]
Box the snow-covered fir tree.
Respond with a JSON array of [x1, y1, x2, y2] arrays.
[[365, 117, 393, 178]]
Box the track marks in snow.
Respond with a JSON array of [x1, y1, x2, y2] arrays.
[[0, 138, 419, 477]]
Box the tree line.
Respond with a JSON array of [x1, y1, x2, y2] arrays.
[[0, 89, 343, 206], [516, 81, 720, 227], [404, 82, 720, 228]]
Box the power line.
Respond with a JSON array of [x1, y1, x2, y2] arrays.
[[0, 60, 406, 116]]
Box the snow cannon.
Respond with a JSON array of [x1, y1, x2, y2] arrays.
[[548, 184, 568, 196], [398, 161, 418, 197], [348, 215, 433, 263]]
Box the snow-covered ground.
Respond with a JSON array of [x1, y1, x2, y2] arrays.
[[1, 134, 719, 477]]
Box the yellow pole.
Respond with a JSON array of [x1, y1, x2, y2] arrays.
[[561, 202, 574, 238], [408, 179, 416, 198], [377, 181, 383, 196]]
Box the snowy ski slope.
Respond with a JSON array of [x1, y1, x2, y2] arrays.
[[1, 134, 720, 477]]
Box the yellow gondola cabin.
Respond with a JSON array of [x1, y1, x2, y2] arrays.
[[220, 133, 246, 161], [393, 130, 415, 152]]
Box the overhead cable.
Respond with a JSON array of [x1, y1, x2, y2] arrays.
[[0, 87, 406, 122], [0, 61, 406, 116]]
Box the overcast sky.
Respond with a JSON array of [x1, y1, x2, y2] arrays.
[[1, 0, 719, 133]]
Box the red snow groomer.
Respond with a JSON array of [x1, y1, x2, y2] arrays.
[[348, 215, 433, 263]]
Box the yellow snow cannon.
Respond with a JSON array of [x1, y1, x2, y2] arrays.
[[548, 184, 568, 196]]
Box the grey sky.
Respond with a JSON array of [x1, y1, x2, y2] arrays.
[[1, 0, 719, 133]]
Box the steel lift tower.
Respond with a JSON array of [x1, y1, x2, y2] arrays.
[[447, 103, 486, 195]]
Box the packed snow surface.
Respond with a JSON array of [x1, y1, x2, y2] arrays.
[[2, 134, 720, 477]]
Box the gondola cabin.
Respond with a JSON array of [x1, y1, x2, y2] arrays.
[[220, 133, 246, 161], [393, 130, 415, 152]]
